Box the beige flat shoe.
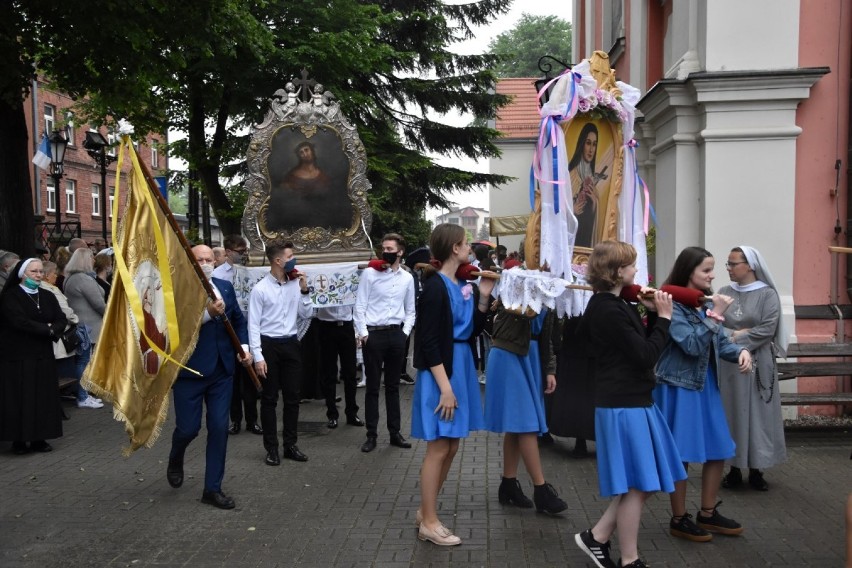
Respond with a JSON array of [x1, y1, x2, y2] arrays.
[[418, 523, 461, 546]]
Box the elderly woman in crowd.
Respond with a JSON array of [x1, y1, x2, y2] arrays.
[[64, 248, 106, 352], [42, 261, 103, 410], [0, 258, 66, 454], [718, 246, 787, 491]]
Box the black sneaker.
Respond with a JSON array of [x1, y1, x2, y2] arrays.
[[619, 559, 649, 567], [574, 529, 617, 568], [669, 513, 712, 542], [697, 501, 743, 536], [399, 373, 415, 385]]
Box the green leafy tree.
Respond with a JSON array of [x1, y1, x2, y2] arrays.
[[488, 14, 572, 78], [1, 0, 515, 253]]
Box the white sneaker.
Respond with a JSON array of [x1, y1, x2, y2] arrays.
[[356, 379, 366, 388], [78, 397, 104, 409], [478, 372, 487, 385]]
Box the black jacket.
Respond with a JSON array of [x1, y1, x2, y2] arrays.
[[577, 292, 670, 408], [0, 287, 66, 361], [413, 273, 486, 378]]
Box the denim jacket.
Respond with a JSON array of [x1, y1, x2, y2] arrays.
[[655, 301, 744, 391]]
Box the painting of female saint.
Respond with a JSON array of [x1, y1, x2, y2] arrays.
[[265, 126, 354, 232], [565, 119, 616, 248]]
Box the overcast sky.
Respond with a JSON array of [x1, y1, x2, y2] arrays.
[[454, 1, 569, 54], [430, 1, 570, 218]]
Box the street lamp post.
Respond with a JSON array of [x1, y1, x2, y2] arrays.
[[48, 126, 71, 236], [83, 131, 115, 241], [534, 55, 573, 107]]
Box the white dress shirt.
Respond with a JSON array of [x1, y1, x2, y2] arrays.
[[354, 266, 416, 338], [211, 262, 235, 284], [200, 280, 223, 324], [248, 273, 313, 363]]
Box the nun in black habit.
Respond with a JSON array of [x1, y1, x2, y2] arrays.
[[0, 258, 65, 454]]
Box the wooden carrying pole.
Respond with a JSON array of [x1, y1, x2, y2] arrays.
[[135, 152, 262, 392], [408, 265, 712, 304], [413, 262, 501, 280]]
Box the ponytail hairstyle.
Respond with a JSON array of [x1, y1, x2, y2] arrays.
[[422, 223, 466, 279]]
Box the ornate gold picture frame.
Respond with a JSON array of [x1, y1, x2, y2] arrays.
[[242, 81, 372, 261]]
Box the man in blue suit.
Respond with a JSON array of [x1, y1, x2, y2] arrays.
[[166, 245, 252, 509]]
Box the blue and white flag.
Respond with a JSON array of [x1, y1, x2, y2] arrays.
[[32, 134, 51, 171]]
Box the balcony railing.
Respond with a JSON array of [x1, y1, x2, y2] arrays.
[[35, 219, 81, 251]]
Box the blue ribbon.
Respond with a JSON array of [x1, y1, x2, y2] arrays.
[[529, 164, 536, 211], [551, 134, 559, 214]]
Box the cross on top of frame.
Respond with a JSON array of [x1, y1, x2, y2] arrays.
[[293, 69, 317, 103]]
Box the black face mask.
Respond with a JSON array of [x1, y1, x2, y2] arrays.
[[382, 252, 398, 265]]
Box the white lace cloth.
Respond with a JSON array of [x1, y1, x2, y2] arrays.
[[495, 267, 593, 318]]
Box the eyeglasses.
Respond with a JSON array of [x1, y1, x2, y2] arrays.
[[725, 261, 748, 268]]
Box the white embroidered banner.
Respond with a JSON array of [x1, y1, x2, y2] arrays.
[[231, 262, 362, 313]]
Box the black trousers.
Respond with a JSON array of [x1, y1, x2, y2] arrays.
[[259, 337, 301, 450], [299, 322, 322, 399], [229, 363, 259, 426], [362, 327, 406, 439], [317, 320, 358, 420], [401, 328, 412, 376]]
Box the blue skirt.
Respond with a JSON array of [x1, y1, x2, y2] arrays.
[[410, 342, 484, 441], [483, 347, 547, 434], [653, 366, 736, 463], [594, 406, 687, 497]]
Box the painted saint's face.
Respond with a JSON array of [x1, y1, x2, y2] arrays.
[[583, 132, 598, 162], [297, 145, 315, 164]]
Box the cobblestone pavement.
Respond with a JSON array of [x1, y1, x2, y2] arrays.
[[0, 384, 848, 567]]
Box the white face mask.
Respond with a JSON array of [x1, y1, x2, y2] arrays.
[[200, 263, 215, 279]]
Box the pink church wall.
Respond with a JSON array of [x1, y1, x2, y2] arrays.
[[795, 0, 852, 411]]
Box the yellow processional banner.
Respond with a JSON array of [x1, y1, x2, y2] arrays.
[[82, 136, 207, 455]]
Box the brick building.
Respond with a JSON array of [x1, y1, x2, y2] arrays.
[[25, 79, 167, 248]]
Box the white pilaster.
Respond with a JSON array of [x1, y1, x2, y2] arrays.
[[637, 80, 703, 280]]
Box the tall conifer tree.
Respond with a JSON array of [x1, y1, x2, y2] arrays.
[[1, 0, 513, 250]]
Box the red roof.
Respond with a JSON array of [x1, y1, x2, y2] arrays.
[[495, 78, 541, 140]]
